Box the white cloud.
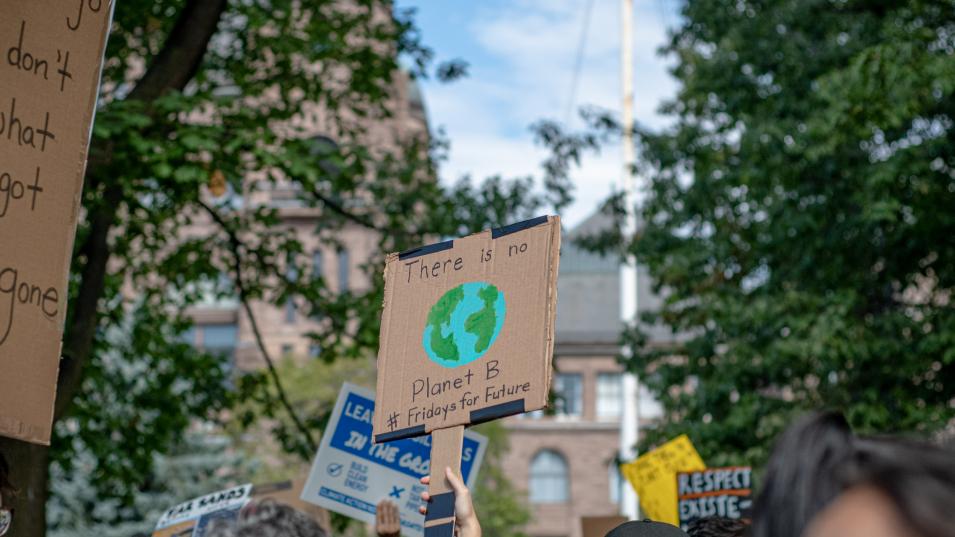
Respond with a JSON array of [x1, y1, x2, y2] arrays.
[[419, 0, 680, 228]]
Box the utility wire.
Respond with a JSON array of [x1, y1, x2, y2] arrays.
[[564, 0, 596, 127]]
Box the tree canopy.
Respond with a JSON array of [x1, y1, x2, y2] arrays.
[[612, 0, 955, 464], [1, 2, 574, 535]]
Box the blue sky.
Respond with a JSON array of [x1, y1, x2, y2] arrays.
[[395, 0, 682, 228]]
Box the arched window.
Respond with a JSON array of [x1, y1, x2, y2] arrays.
[[529, 450, 569, 503]]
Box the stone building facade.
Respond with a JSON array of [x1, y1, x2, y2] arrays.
[[183, 71, 427, 367]]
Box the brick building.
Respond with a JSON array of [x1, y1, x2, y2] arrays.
[[183, 70, 427, 366]]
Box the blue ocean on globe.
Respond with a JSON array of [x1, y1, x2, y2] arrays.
[[422, 281, 506, 368]]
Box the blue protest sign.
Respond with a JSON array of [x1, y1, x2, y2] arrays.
[[301, 384, 487, 536]]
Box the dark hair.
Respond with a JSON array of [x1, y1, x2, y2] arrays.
[[846, 435, 955, 537], [205, 500, 328, 537], [606, 520, 689, 537], [750, 412, 853, 537], [0, 452, 13, 501], [686, 517, 747, 537], [751, 411, 955, 537]]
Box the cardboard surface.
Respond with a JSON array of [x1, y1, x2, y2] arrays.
[[0, 0, 114, 444], [373, 215, 561, 441], [677, 467, 752, 530], [300, 383, 487, 537], [427, 426, 464, 496], [581, 515, 628, 537], [423, 426, 463, 536], [620, 434, 706, 525], [152, 484, 252, 537]]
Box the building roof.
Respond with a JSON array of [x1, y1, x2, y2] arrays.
[[556, 209, 682, 347], [556, 211, 623, 345]]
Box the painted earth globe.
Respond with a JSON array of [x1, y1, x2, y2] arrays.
[[422, 281, 506, 368]]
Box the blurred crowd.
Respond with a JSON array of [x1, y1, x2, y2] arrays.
[[1, 411, 953, 537]]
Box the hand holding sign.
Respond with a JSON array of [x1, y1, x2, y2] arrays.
[[419, 467, 481, 537]]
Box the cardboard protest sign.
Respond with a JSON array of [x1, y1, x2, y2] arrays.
[[677, 467, 752, 530], [301, 383, 487, 537], [372, 216, 559, 536], [373, 215, 561, 442], [152, 484, 252, 537], [0, 0, 114, 444], [620, 434, 706, 525]]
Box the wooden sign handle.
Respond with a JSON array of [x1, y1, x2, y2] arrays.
[[424, 425, 465, 537]]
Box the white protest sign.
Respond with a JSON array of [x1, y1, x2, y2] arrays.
[[301, 383, 487, 536], [152, 484, 252, 537]]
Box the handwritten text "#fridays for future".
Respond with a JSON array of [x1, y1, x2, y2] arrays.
[[399, 360, 531, 429]]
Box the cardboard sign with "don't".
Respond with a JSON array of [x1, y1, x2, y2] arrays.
[[0, 0, 114, 445]]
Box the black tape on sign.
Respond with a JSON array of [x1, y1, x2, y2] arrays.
[[398, 239, 454, 260], [470, 399, 526, 424], [425, 492, 455, 522], [374, 424, 426, 444], [491, 215, 549, 238], [401, 215, 549, 260], [424, 522, 455, 537]]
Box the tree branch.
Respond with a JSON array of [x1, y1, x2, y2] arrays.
[[55, 181, 122, 420], [127, 0, 229, 101], [309, 189, 385, 232], [56, 0, 228, 419], [199, 200, 318, 454]]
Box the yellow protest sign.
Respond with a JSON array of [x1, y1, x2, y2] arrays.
[[620, 434, 706, 525]]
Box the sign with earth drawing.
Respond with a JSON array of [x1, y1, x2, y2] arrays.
[[373, 215, 561, 442]]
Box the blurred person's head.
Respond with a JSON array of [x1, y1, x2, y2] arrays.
[[750, 412, 853, 537], [606, 520, 689, 537], [686, 516, 747, 537], [803, 434, 955, 537], [751, 412, 955, 537], [206, 500, 328, 537]]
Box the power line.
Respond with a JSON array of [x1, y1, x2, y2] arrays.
[[564, 0, 596, 126]]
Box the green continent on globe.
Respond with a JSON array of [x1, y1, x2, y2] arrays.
[[464, 284, 500, 354], [426, 285, 465, 362]]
